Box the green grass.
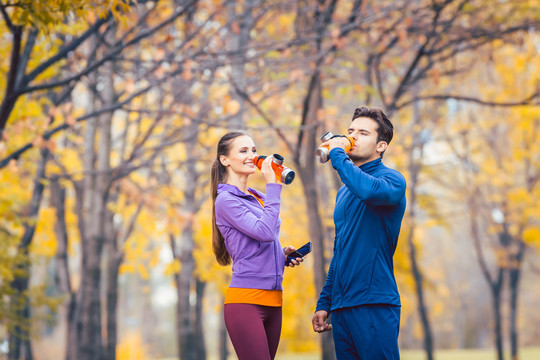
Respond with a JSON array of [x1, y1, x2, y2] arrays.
[[162, 348, 540, 360], [272, 347, 540, 360]]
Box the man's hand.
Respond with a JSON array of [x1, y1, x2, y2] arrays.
[[312, 310, 332, 333], [321, 136, 350, 151]]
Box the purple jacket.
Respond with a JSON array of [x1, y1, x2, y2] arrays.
[[215, 183, 285, 290]]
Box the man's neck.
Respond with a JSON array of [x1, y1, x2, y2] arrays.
[[352, 155, 381, 167]]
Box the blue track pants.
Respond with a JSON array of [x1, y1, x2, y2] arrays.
[[331, 305, 401, 360]]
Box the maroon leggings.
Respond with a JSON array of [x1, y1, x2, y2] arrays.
[[224, 303, 282, 360]]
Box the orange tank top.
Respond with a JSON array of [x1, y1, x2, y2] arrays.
[[224, 287, 283, 307]]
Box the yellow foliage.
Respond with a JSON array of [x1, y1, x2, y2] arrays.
[[119, 263, 137, 275], [523, 227, 540, 247], [138, 263, 150, 281], [224, 99, 241, 115], [31, 207, 58, 257], [163, 259, 181, 277], [116, 331, 149, 360]]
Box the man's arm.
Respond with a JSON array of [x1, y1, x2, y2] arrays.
[[312, 252, 336, 333], [315, 247, 337, 312], [329, 148, 406, 206]]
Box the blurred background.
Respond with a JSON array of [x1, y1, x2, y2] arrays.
[[1, 0, 540, 359]]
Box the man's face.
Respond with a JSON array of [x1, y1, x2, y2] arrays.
[[347, 117, 387, 164], [220, 135, 257, 176]]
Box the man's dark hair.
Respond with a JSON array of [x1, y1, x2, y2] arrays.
[[352, 106, 393, 157]]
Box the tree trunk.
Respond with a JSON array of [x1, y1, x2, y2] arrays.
[[491, 273, 504, 360], [78, 27, 115, 360], [0, 25, 22, 136], [406, 225, 434, 360], [294, 68, 335, 360], [194, 280, 207, 359], [218, 301, 229, 360], [50, 181, 71, 295], [173, 228, 196, 360], [509, 240, 525, 360], [105, 240, 122, 360], [227, 0, 253, 130], [66, 183, 85, 360], [50, 180, 78, 360], [405, 101, 434, 360], [8, 147, 49, 360], [171, 104, 206, 359]]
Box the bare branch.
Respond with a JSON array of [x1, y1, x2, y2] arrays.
[[22, 16, 111, 86], [397, 92, 540, 109], [0, 2, 15, 31], [230, 77, 295, 155], [0, 65, 185, 169]]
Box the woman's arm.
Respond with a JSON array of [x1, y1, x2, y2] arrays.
[[216, 183, 282, 242]]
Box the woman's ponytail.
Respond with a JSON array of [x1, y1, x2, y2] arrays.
[[211, 131, 246, 265]]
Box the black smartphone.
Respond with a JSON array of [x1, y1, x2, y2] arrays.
[[285, 241, 312, 266]]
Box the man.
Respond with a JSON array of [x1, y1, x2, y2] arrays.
[[312, 106, 406, 359]]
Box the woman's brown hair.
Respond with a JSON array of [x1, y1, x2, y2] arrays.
[[211, 131, 247, 265]]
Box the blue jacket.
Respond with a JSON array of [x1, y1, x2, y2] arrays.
[[316, 148, 406, 313], [215, 183, 285, 290]]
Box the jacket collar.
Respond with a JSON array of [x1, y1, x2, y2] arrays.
[[217, 183, 265, 200], [359, 157, 383, 173]]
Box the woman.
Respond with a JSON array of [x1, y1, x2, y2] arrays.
[[211, 131, 303, 360]]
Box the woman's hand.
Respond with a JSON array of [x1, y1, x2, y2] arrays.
[[284, 245, 304, 267], [261, 156, 277, 184]]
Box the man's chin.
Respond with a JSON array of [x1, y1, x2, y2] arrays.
[[348, 154, 364, 162]]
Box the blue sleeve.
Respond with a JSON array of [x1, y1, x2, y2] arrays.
[[215, 183, 282, 242], [329, 148, 406, 206], [316, 251, 336, 312]]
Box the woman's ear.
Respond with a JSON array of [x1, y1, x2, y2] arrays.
[[219, 154, 229, 167], [377, 141, 388, 154]]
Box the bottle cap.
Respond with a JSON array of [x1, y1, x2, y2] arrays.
[[320, 131, 334, 142], [272, 153, 284, 165]]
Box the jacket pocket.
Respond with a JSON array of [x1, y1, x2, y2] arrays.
[[243, 241, 261, 262]]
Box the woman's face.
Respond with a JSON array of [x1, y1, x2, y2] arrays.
[[220, 135, 258, 176]]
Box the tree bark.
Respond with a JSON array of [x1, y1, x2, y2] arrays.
[[405, 98, 434, 360], [218, 301, 229, 360], [294, 67, 335, 360], [104, 238, 122, 360], [491, 272, 505, 360], [509, 239, 525, 360], [49, 180, 78, 360], [77, 27, 115, 360], [171, 137, 204, 360], [227, 0, 254, 130], [194, 279, 207, 359], [172, 227, 197, 360], [8, 147, 49, 360], [470, 200, 505, 360]]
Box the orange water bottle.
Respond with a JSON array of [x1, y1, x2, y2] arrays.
[[315, 131, 355, 163], [253, 154, 295, 185]]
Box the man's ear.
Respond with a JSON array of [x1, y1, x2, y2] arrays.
[[219, 155, 229, 167], [377, 141, 388, 154]]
